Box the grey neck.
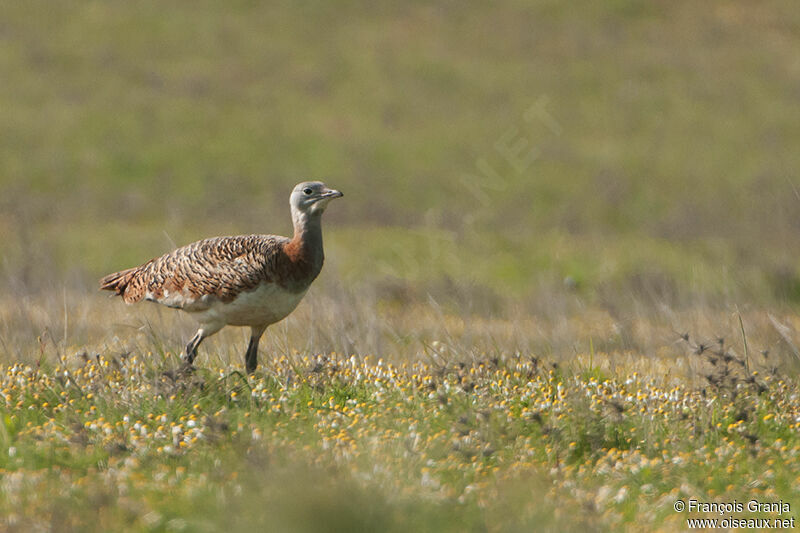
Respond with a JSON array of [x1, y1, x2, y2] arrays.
[[292, 210, 325, 265]]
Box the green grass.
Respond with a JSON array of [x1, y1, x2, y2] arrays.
[[1, 290, 800, 530], [1, 0, 800, 304], [1, 339, 798, 532]]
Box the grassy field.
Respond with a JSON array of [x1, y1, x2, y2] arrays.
[[2, 0, 800, 531], [2, 292, 800, 531], [1, 0, 800, 302]]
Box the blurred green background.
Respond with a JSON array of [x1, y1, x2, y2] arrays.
[[1, 0, 799, 306]]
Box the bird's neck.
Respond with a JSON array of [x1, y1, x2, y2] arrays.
[[286, 209, 324, 274], [291, 208, 323, 246]]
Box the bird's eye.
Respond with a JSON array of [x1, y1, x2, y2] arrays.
[[303, 188, 313, 195]]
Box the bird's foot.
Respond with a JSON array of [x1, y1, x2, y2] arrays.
[[162, 362, 196, 381]]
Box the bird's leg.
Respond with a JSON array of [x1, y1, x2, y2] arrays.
[[184, 329, 206, 366], [245, 325, 267, 374]]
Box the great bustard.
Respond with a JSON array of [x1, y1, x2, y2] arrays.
[[99, 181, 343, 373]]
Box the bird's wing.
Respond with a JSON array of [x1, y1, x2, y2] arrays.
[[119, 235, 289, 309]]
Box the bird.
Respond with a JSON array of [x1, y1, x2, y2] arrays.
[[99, 181, 343, 374]]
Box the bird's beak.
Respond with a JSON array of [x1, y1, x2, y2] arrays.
[[321, 189, 343, 199]]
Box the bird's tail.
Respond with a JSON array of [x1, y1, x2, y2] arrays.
[[99, 267, 139, 296]]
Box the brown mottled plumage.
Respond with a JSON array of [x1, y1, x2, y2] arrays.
[[100, 181, 343, 373], [101, 235, 290, 306]]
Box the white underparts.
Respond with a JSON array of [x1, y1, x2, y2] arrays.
[[187, 283, 308, 331]]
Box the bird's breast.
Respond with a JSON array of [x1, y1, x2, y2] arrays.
[[281, 236, 324, 287]]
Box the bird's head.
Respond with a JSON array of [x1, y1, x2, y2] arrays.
[[290, 181, 343, 217]]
